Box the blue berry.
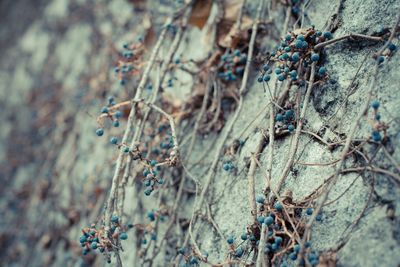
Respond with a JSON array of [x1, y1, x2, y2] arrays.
[[108, 96, 115, 104], [285, 109, 294, 119], [295, 40, 303, 49], [113, 120, 120, 127], [290, 70, 297, 78], [263, 64, 270, 71], [147, 211, 155, 221], [227, 236, 235, 244], [388, 43, 397, 51], [372, 131, 382, 142], [378, 56, 384, 63], [275, 68, 282, 75], [234, 49, 241, 56], [371, 100, 380, 109], [144, 188, 152, 196], [318, 66, 326, 76], [285, 34, 292, 41], [223, 162, 232, 171], [292, 52, 300, 62], [323, 31, 333, 39], [301, 41, 308, 49], [241, 233, 248, 240], [288, 124, 295, 132], [115, 110, 123, 119], [375, 114, 381, 121], [297, 34, 305, 41], [274, 202, 283, 211], [111, 215, 119, 223], [101, 106, 109, 113], [257, 216, 265, 224], [120, 232, 128, 240], [271, 243, 278, 251], [150, 160, 157, 167], [120, 79, 125, 85], [285, 47, 291, 52], [79, 235, 87, 243], [278, 74, 286, 81], [264, 216, 274, 226], [316, 31, 322, 36], [235, 247, 244, 257], [123, 147, 130, 153], [275, 236, 283, 244], [316, 214, 322, 221], [258, 76, 263, 83], [110, 136, 118, 145], [96, 128, 104, 136], [276, 114, 284, 121], [263, 75, 271, 82], [91, 242, 98, 249], [293, 244, 300, 252], [289, 252, 297, 260], [306, 207, 313, 215], [311, 53, 320, 62], [256, 195, 265, 204], [189, 256, 199, 265]]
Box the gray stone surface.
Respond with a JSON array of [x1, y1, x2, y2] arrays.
[[0, 0, 399, 266]]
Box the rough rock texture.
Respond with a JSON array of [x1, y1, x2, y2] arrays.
[[0, 0, 399, 267]]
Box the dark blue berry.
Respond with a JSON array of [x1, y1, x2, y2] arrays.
[[96, 128, 104, 136], [371, 100, 380, 109], [150, 159, 157, 167], [323, 31, 333, 39], [318, 66, 326, 76], [306, 207, 313, 215], [120, 232, 128, 240], [101, 106, 109, 113], [311, 53, 320, 62], [278, 74, 286, 81], [372, 131, 382, 142], [241, 233, 248, 240], [110, 136, 118, 145], [258, 76, 263, 83], [235, 247, 244, 257], [288, 124, 295, 132], [111, 215, 119, 223], [378, 56, 384, 63], [113, 120, 120, 127], [257, 216, 265, 224], [263, 75, 271, 82], [388, 43, 397, 51], [276, 114, 284, 122], [289, 252, 297, 260], [274, 202, 283, 211], [264, 216, 274, 226], [256, 195, 265, 204], [91, 242, 98, 249], [79, 235, 87, 243], [292, 52, 300, 62], [227, 236, 234, 244]]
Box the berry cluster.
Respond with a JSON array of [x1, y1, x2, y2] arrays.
[[369, 100, 388, 142], [258, 28, 331, 85], [79, 216, 132, 261], [95, 96, 125, 146], [217, 49, 248, 82], [177, 246, 205, 266], [114, 38, 145, 86], [275, 108, 296, 133]]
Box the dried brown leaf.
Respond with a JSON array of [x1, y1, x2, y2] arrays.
[[189, 0, 213, 29]]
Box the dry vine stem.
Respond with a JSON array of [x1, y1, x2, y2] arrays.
[[102, 5, 193, 262], [297, 14, 400, 265], [185, 0, 265, 261]]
